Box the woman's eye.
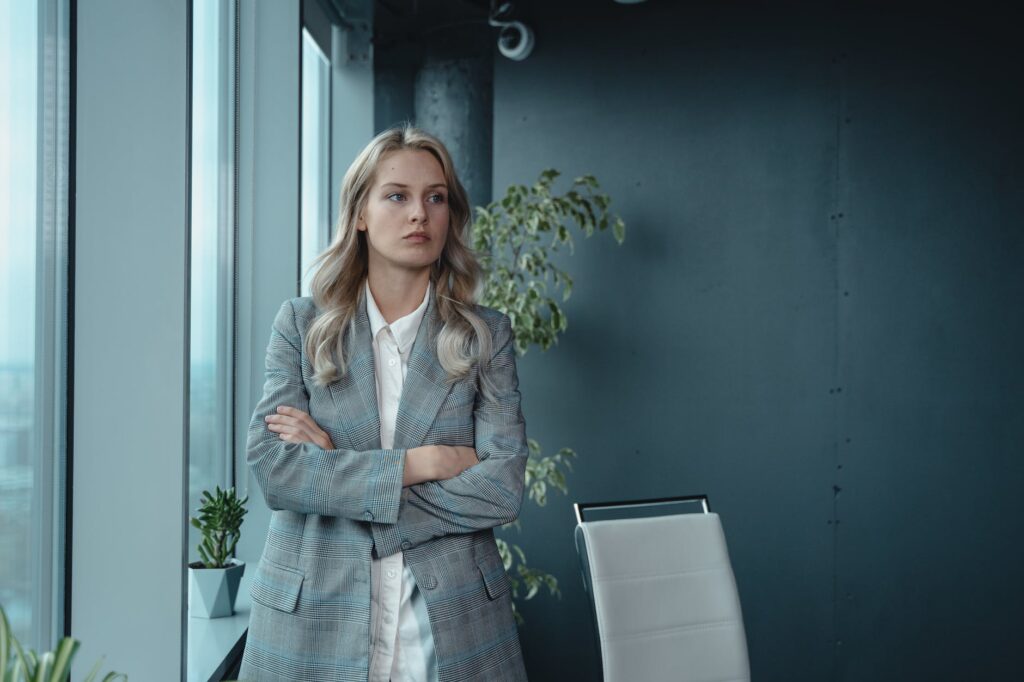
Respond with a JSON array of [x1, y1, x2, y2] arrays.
[[386, 192, 445, 203]]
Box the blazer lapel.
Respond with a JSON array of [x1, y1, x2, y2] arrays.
[[326, 288, 453, 452], [393, 293, 453, 449], [328, 299, 382, 450]]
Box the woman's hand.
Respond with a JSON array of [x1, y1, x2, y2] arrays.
[[432, 445, 479, 479], [265, 406, 335, 450], [403, 445, 478, 486]]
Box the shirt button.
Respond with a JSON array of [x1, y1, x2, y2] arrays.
[[401, 540, 412, 550], [386, 569, 397, 579], [388, 358, 397, 367], [362, 510, 374, 521]]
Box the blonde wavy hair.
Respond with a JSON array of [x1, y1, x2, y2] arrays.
[[303, 124, 496, 400]]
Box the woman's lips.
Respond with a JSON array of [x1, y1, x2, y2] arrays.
[[404, 233, 430, 243]]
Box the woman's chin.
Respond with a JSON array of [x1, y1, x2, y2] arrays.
[[386, 257, 441, 274]]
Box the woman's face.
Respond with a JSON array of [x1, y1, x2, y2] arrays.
[[358, 148, 450, 275]]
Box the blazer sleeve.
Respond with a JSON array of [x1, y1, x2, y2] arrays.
[[246, 299, 406, 524], [371, 312, 528, 557]]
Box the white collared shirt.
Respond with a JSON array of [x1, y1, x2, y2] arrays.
[[364, 279, 438, 682]]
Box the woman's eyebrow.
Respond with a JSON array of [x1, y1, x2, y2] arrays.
[[379, 182, 447, 190]]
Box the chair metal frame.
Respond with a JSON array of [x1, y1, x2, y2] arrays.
[[573, 493, 711, 525]]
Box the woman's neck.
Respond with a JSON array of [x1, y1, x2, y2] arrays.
[[366, 267, 431, 324]]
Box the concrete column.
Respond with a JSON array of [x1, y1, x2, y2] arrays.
[[413, 54, 494, 208]]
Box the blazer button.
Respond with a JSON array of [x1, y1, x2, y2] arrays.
[[363, 510, 374, 521], [401, 540, 412, 550], [421, 574, 438, 590]]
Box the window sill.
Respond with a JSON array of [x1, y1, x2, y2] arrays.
[[187, 573, 251, 682]]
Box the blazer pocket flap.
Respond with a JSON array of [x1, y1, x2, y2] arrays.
[[477, 556, 511, 600], [251, 559, 304, 613]]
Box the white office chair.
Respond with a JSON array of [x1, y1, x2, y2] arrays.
[[574, 495, 751, 682]]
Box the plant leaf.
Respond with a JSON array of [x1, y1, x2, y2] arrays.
[[32, 651, 54, 682], [24, 647, 38, 676], [82, 656, 105, 682], [613, 216, 626, 243], [0, 603, 10, 678], [49, 637, 79, 682], [9, 636, 31, 680]]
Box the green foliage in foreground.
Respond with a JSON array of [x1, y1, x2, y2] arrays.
[[472, 169, 626, 621], [0, 605, 125, 682]]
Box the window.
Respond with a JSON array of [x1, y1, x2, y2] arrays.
[[300, 26, 331, 296], [189, 0, 237, 556], [0, 0, 71, 650]]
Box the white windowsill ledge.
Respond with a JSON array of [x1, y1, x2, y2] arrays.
[[187, 573, 251, 682]]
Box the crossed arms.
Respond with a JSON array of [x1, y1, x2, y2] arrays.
[[246, 299, 528, 557]]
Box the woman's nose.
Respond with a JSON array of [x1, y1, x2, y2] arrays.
[[409, 201, 427, 223]]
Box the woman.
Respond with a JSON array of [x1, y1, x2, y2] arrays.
[[238, 125, 529, 681]]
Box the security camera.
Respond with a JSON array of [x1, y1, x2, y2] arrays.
[[489, 3, 535, 61], [497, 21, 534, 61]]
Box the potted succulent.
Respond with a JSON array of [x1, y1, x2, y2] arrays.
[[188, 486, 248, 619]]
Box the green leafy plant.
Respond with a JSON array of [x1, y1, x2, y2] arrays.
[[189, 486, 248, 569], [0, 604, 125, 681], [472, 168, 625, 620]]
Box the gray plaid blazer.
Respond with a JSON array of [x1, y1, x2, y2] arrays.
[[238, 293, 529, 682]]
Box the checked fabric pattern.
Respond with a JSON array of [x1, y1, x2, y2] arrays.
[[239, 293, 529, 682]]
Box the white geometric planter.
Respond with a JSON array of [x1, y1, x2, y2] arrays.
[[188, 559, 245, 619]]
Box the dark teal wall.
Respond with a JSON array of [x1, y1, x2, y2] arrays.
[[490, 1, 1023, 680]]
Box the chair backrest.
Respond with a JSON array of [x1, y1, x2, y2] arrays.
[[574, 498, 750, 682]]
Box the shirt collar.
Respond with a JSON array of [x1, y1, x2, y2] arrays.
[[364, 279, 431, 354]]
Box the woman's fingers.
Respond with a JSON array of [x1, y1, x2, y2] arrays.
[[270, 418, 331, 449], [275, 405, 318, 430], [266, 406, 334, 449], [271, 406, 321, 438], [266, 420, 312, 439], [265, 413, 314, 438]]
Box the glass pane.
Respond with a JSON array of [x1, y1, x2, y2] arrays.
[[1, 0, 69, 650], [300, 28, 330, 296], [189, 0, 235, 559], [0, 0, 38, 648]]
